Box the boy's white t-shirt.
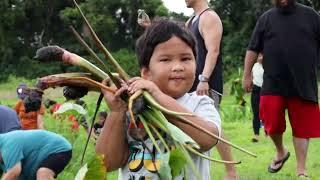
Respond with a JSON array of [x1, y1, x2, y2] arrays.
[[119, 92, 221, 180], [252, 62, 264, 87]]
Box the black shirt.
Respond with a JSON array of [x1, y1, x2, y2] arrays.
[[188, 9, 223, 94], [248, 3, 320, 102]]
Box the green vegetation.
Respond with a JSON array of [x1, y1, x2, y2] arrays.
[[1, 77, 319, 179], [1, 0, 318, 81]]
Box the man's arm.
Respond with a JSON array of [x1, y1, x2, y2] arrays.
[[242, 50, 258, 92], [197, 11, 223, 95], [2, 162, 22, 180]]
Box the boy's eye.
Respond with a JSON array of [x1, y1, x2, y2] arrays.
[[159, 58, 170, 62], [182, 57, 192, 61]]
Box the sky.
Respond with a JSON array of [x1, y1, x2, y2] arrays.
[[162, 0, 194, 16]]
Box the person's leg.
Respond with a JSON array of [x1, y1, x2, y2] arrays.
[[216, 132, 238, 179], [268, 134, 289, 170], [260, 95, 289, 172], [287, 97, 320, 176], [251, 85, 261, 141], [37, 167, 55, 180], [209, 90, 238, 180], [292, 137, 309, 175], [37, 150, 72, 179]]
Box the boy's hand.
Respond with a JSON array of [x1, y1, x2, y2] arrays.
[[101, 80, 127, 112], [127, 77, 161, 97]]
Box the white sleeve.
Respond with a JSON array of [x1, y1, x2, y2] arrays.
[[193, 96, 222, 136]]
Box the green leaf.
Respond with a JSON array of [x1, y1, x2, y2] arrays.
[[84, 154, 106, 180], [74, 163, 88, 180], [159, 152, 172, 180], [54, 102, 87, 116], [74, 154, 106, 180], [169, 148, 187, 177], [165, 122, 200, 149]]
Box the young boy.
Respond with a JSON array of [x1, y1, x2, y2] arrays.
[[0, 130, 72, 180], [96, 20, 221, 179]]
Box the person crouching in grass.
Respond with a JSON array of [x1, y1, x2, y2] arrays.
[[0, 130, 72, 180]]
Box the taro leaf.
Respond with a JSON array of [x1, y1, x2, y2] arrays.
[[74, 163, 88, 180], [169, 148, 188, 177], [74, 154, 106, 180], [84, 154, 106, 180], [159, 152, 172, 180], [166, 121, 200, 149], [54, 102, 87, 116]]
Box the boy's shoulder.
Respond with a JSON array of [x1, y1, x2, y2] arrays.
[[177, 92, 215, 111]]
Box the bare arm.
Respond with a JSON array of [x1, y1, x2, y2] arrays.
[[242, 50, 258, 92], [95, 86, 129, 171], [154, 92, 219, 151], [128, 78, 219, 152], [200, 11, 223, 79], [2, 162, 22, 180], [196, 11, 223, 95]]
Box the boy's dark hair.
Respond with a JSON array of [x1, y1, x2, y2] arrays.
[[136, 19, 197, 68]]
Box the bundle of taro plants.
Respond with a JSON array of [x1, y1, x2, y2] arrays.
[[34, 0, 257, 178]]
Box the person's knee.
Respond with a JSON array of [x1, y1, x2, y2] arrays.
[[36, 167, 55, 180]]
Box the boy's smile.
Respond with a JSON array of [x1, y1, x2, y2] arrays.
[[142, 36, 196, 99]]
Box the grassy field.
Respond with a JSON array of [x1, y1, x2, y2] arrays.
[[1, 77, 319, 179]]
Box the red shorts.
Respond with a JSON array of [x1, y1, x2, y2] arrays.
[[259, 95, 320, 138]]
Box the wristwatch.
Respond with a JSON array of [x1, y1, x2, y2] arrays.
[[198, 74, 209, 82]]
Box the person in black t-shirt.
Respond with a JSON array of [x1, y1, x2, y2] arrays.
[[243, 0, 320, 178]]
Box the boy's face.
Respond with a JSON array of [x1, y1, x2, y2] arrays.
[[142, 36, 196, 99]]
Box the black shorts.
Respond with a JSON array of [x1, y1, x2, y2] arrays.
[[38, 150, 72, 177]]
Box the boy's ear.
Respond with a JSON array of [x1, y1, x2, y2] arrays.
[[141, 67, 150, 79]]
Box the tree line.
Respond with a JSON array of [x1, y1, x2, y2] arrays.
[[0, 0, 318, 81]]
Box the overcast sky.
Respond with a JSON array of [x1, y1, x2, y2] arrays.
[[162, 0, 194, 16]]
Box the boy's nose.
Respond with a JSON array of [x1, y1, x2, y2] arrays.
[[172, 62, 184, 72]]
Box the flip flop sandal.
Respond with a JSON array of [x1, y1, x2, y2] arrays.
[[298, 174, 310, 180], [268, 151, 290, 173]]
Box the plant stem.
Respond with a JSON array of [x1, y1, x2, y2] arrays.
[[69, 25, 122, 88], [72, 0, 130, 81]]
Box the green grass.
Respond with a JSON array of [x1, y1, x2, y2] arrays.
[[1, 79, 319, 179]]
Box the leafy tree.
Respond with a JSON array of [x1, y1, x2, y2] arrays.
[[0, 0, 74, 81]]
